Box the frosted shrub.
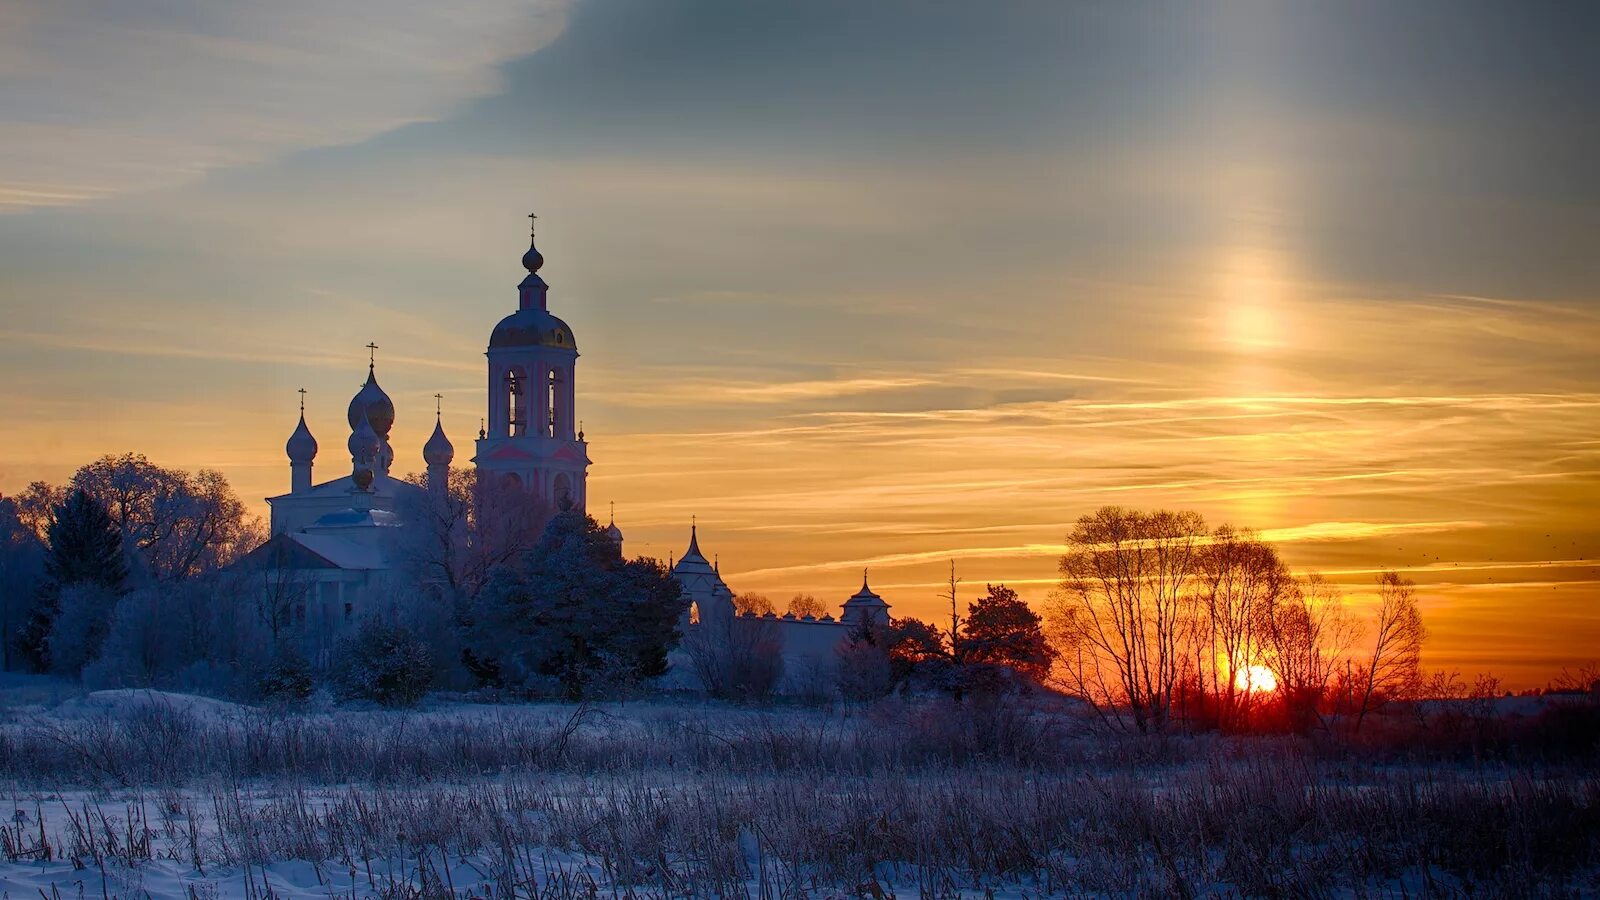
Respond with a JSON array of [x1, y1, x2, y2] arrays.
[[251, 647, 314, 704], [331, 618, 433, 707]]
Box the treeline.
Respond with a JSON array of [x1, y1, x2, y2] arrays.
[[0, 459, 689, 705], [0, 454, 259, 675], [1042, 507, 1433, 734], [797, 507, 1575, 738]]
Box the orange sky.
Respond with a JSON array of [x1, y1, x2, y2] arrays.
[[2, 2, 1597, 689]]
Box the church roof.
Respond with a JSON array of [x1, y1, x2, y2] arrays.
[[265, 471, 423, 505], [304, 508, 402, 529], [233, 530, 388, 572], [285, 414, 317, 463], [347, 366, 395, 437], [673, 522, 713, 574], [847, 573, 884, 604], [423, 417, 455, 466], [285, 532, 390, 570], [489, 304, 577, 351]]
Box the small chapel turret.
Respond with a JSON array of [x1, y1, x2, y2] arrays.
[[473, 215, 589, 510], [285, 388, 317, 494]]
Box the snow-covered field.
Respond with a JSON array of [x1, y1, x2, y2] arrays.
[[1, 681, 1596, 897]]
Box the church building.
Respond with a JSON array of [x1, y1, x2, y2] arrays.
[[244, 219, 888, 689]]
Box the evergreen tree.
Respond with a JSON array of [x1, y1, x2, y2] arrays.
[[469, 509, 688, 698], [16, 489, 127, 670], [961, 584, 1054, 681]]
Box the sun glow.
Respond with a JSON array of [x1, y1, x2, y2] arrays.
[[1235, 665, 1279, 694]]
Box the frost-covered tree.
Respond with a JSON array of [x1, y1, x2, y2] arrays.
[[394, 467, 553, 602], [70, 454, 258, 582], [684, 614, 784, 701], [331, 617, 433, 707], [468, 509, 688, 699], [45, 582, 123, 676], [83, 569, 268, 696], [0, 495, 45, 671], [17, 488, 127, 671]]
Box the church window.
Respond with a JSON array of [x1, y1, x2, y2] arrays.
[[294, 602, 305, 625], [689, 602, 700, 625], [547, 370, 558, 437], [344, 602, 354, 620], [506, 369, 525, 436]]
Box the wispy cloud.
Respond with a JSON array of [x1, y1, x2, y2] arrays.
[[0, 0, 569, 211]]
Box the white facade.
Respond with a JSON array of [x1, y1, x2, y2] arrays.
[[670, 525, 892, 693]]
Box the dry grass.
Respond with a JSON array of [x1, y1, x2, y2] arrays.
[[1, 697, 1597, 896]]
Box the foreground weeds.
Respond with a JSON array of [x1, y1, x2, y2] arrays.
[[1, 697, 1596, 896]]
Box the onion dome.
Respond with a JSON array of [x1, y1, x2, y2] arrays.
[[352, 466, 375, 491], [521, 237, 544, 274], [348, 411, 381, 465], [423, 417, 455, 467], [285, 414, 318, 464], [347, 366, 395, 438]]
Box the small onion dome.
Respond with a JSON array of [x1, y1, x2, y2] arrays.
[[605, 520, 623, 543], [285, 414, 318, 463], [352, 466, 375, 491], [423, 418, 455, 467], [488, 308, 576, 350], [521, 238, 544, 274], [348, 412, 381, 464], [347, 367, 395, 437]]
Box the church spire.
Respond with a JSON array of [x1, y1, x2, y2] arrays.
[[286, 388, 317, 493], [520, 211, 545, 275]]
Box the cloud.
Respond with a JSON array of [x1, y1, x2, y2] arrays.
[[0, 0, 569, 211]]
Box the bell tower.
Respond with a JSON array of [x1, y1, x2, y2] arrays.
[[473, 215, 589, 509]]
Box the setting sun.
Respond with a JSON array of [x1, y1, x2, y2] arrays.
[[1235, 665, 1279, 694]]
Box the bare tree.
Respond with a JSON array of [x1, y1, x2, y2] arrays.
[[1046, 507, 1207, 733], [1261, 572, 1358, 732], [683, 614, 785, 701], [1354, 571, 1427, 730], [942, 559, 963, 663], [734, 592, 774, 616], [1194, 527, 1295, 729], [394, 467, 552, 601], [786, 593, 826, 619]]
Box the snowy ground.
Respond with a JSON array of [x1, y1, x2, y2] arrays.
[[1, 681, 1595, 898]]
